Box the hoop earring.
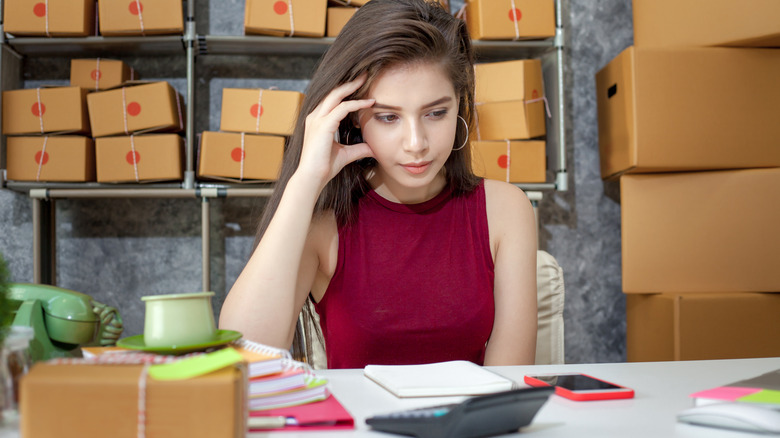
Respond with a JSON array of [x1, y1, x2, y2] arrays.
[[452, 115, 469, 151]]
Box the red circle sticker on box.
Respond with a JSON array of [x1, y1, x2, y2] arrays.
[[508, 8, 522, 22], [31, 103, 46, 117], [231, 148, 245, 162], [33, 3, 47, 17], [91, 70, 102, 80], [126, 151, 141, 165], [498, 155, 509, 169], [274, 1, 288, 15], [250, 104, 264, 118], [129, 1, 144, 15], [127, 102, 142, 116], [34, 151, 49, 165]]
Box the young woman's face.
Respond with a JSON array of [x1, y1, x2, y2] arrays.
[[358, 61, 458, 204]]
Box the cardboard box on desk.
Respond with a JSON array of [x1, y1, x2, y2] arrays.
[[71, 59, 137, 91], [626, 292, 780, 362], [633, 0, 780, 48], [464, 0, 555, 41], [98, 0, 184, 36], [87, 81, 184, 138], [596, 46, 780, 180], [96, 134, 183, 183], [2, 86, 90, 136], [20, 363, 246, 438], [3, 0, 95, 36], [473, 59, 546, 140], [327, 7, 358, 37], [6, 136, 95, 182], [220, 88, 303, 136], [245, 0, 327, 37], [198, 131, 285, 182], [472, 140, 545, 183], [621, 168, 780, 294]]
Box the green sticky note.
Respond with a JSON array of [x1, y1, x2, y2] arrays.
[[739, 389, 780, 405], [148, 348, 243, 381]]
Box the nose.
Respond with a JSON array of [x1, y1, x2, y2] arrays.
[[403, 119, 428, 154]]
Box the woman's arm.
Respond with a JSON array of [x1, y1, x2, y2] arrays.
[[219, 77, 375, 349], [483, 179, 538, 365]]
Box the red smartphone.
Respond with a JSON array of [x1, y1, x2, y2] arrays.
[[523, 373, 634, 401]]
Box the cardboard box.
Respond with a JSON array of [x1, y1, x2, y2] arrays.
[[245, 0, 327, 37], [87, 81, 184, 138], [71, 59, 137, 91], [2, 86, 90, 136], [633, 0, 780, 48], [626, 292, 780, 362], [473, 59, 546, 140], [198, 131, 285, 181], [596, 46, 780, 180], [96, 134, 183, 183], [465, 0, 555, 41], [98, 0, 184, 36], [20, 363, 245, 438], [220, 88, 303, 136], [6, 136, 95, 182], [326, 7, 358, 37], [621, 168, 780, 294], [3, 0, 96, 36], [472, 140, 545, 183]]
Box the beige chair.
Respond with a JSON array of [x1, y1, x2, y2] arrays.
[[293, 250, 565, 368]]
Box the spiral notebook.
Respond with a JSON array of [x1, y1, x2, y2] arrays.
[[364, 360, 517, 398]]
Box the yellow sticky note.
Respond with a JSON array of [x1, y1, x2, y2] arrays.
[[739, 389, 780, 406], [148, 348, 243, 381]]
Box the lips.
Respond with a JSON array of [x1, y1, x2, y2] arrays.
[[401, 161, 431, 174]]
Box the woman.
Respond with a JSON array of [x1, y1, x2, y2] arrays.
[[219, 0, 538, 368]]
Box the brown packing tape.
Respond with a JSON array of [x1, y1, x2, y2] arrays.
[[95, 134, 183, 183], [98, 0, 184, 36], [198, 131, 285, 182], [1, 86, 90, 136], [244, 0, 327, 37], [6, 136, 95, 182], [2, 0, 96, 36], [20, 362, 246, 438]]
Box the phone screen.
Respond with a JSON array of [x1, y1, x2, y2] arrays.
[[530, 374, 623, 391]]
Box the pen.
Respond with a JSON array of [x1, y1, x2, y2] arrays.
[[248, 416, 288, 429]]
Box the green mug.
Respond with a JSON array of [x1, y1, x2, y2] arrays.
[[141, 292, 217, 348]]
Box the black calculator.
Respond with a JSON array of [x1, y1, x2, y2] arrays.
[[365, 387, 554, 438]]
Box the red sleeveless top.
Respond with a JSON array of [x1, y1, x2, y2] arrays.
[[314, 181, 495, 369]]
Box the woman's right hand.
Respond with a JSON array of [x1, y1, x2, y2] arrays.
[[297, 75, 376, 189]]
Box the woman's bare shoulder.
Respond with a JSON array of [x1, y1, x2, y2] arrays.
[[482, 179, 533, 215]]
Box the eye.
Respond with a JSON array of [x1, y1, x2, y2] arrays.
[[427, 109, 448, 120], [375, 113, 399, 123]]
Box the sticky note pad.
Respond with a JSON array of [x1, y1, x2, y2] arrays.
[[149, 348, 243, 380], [739, 389, 780, 405]]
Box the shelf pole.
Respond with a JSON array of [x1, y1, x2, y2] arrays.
[[201, 196, 211, 292], [183, 0, 196, 189], [31, 197, 56, 285]]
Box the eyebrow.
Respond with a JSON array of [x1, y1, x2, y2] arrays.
[[372, 96, 453, 111]]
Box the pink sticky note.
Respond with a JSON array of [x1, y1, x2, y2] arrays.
[[691, 386, 762, 402]]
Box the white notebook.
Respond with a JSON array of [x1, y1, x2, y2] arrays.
[[363, 360, 517, 398]]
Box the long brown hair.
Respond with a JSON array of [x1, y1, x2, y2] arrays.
[[254, 0, 479, 246]]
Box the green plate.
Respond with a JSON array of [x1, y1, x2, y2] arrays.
[[116, 329, 242, 355]]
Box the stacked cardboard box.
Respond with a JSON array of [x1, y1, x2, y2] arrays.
[[471, 59, 547, 183], [464, 0, 555, 41], [596, 0, 780, 362], [98, 0, 184, 36], [87, 81, 185, 183], [198, 88, 303, 182], [2, 86, 94, 182]]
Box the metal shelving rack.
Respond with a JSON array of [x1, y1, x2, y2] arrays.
[[0, 0, 567, 290]]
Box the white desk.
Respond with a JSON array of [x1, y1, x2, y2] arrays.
[[254, 357, 780, 438]]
